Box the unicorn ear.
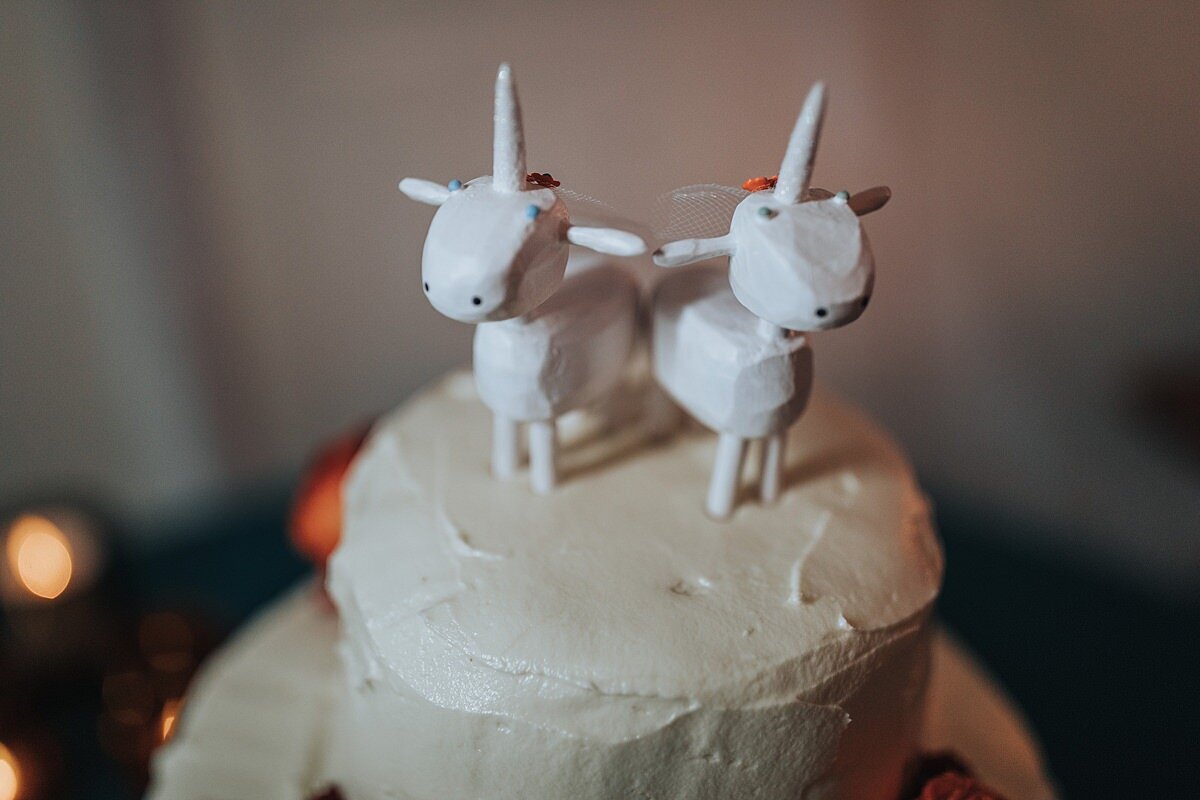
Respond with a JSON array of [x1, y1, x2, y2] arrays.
[[652, 235, 736, 267], [566, 226, 646, 257], [848, 186, 891, 216], [399, 177, 452, 206]]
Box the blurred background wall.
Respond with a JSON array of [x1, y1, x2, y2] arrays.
[[2, 1, 1197, 593]]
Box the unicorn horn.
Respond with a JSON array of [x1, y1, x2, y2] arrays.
[[492, 63, 526, 193], [773, 82, 827, 204]]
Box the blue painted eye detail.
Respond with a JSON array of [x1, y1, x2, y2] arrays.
[[525, 204, 541, 220], [447, 179, 463, 191], [757, 206, 777, 219]]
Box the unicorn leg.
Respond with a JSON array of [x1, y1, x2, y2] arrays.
[[759, 432, 786, 504], [707, 433, 747, 520], [492, 415, 520, 479], [529, 419, 558, 495]]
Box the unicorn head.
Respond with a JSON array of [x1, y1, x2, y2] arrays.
[[400, 64, 645, 324], [654, 83, 889, 332]]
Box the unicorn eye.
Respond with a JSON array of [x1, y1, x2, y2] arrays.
[[757, 206, 777, 219], [447, 179, 463, 191], [525, 204, 541, 220]]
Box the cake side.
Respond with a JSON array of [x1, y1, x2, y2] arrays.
[[326, 372, 943, 799]]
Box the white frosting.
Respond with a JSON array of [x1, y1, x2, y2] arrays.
[[326, 372, 942, 799], [145, 602, 1057, 800], [147, 584, 341, 799]]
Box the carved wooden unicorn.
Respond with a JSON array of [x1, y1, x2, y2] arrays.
[[652, 83, 891, 519], [400, 64, 646, 494]]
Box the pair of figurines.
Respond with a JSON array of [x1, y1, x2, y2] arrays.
[[400, 65, 889, 520]]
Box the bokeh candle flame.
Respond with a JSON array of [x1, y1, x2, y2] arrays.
[[0, 742, 19, 800], [1, 507, 104, 608], [6, 514, 73, 600], [160, 698, 183, 744]]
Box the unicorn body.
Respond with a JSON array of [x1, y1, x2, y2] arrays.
[[654, 264, 813, 438], [653, 83, 889, 519], [474, 262, 638, 422], [401, 65, 645, 494]]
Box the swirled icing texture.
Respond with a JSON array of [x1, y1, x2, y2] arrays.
[[326, 372, 942, 799]]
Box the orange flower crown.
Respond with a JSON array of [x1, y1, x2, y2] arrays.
[[742, 174, 778, 192], [526, 172, 561, 188]]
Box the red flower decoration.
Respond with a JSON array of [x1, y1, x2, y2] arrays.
[[307, 787, 345, 800], [526, 172, 561, 188], [915, 772, 1007, 800], [742, 174, 779, 192], [290, 423, 373, 572]]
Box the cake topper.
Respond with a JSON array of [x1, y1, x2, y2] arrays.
[[400, 64, 647, 494], [651, 83, 891, 519]]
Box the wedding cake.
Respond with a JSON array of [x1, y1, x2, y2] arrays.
[[147, 64, 1054, 800], [320, 373, 941, 799]]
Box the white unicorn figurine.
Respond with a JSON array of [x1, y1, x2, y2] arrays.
[[400, 64, 646, 494], [652, 83, 891, 519]]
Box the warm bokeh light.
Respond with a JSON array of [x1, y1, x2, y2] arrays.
[[5, 514, 73, 600], [139, 612, 196, 674], [103, 670, 156, 728], [0, 742, 19, 800], [160, 698, 182, 744]]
